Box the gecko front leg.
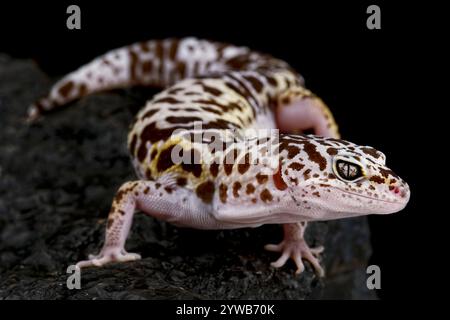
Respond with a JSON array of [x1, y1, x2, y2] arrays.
[[264, 222, 324, 277], [76, 179, 201, 268]]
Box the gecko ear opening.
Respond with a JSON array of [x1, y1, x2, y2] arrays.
[[276, 93, 339, 138]]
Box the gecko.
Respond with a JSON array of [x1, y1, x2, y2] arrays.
[[28, 38, 410, 276]]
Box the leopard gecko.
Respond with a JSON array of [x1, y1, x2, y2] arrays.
[[28, 38, 410, 276]]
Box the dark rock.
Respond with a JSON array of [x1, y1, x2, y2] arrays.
[[0, 54, 376, 300]]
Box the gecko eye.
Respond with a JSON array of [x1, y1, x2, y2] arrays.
[[334, 160, 363, 182]]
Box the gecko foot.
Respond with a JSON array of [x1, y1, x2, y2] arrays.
[[264, 239, 324, 277], [76, 247, 141, 268]]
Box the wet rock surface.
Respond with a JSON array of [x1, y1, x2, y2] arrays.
[[0, 54, 376, 299]]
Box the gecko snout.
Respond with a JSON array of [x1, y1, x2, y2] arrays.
[[390, 183, 410, 199]]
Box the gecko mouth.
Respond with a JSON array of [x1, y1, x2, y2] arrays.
[[334, 187, 406, 205]]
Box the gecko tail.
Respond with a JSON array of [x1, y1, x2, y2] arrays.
[[27, 37, 291, 122]]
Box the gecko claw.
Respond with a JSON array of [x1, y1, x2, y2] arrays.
[[76, 247, 141, 268], [264, 240, 325, 277]]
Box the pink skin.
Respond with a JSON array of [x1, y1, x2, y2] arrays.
[[265, 222, 324, 276], [276, 96, 334, 137]]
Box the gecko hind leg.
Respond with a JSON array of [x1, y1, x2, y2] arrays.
[[275, 87, 340, 139], [264, 222, 325, 277]]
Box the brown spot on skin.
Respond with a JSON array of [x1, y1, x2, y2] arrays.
[[302, 142, 327, 170], [200, 106, 222, 115], [379, 167, 398, 179], [144, 187, 150, 194], [181, 149, 203, 178], [140, 42, 150, 52], [129, 50, 139, 82], [209, 162, 219, 177], [202, 84, 223, 96], [243, 75, 264, 92], [303, 169, 311, 180], [157, 145, 176, 172], [260, 189, 273, 203], [246, 184, 255, 194], [142, 60, 153, 73], [232, 182, 242, 197], [328, 173, 336, 179], [137, 141, 148, 162], [281, 96, 291, 105], [328, 138, 350, 146], [142, 109, 159, 119], [150, 149, 158, 160], [257, 137, 270, 145], [326, 147, 338, 156], [223, 149, 239, 176], [107, 218, 114, 229], [369, 185, 376, 190], [176, 177, 187, 186], [313, 174, 319, 178], [196, 180, 215, 203], [312, 191, 321, 197], [167, 87, 183, 95], [361, 147, 381, 159], [256, 173, 269, 184], [155, 183, 161, 189], [286, 146, 300, 159], [58, 81, 75, 98], [273, 165, 288, 190], [251, 198, 257, 203], [115, 189, 127, 204], [219, 184, 227, 203], [288, 162, 304, 171], [168, 39, 179, 60], [370, 176, 385, 184], [166, 116, 203, 124], [164, 186, 173, 194], [129, 134, 138, 156], [118, 210, 125, 216], [238, 153, 251, 174], [78, 84, 87, 96], [145, 168, 153, 180], [266, 76, 277, 86], [153, 97, 182, 104], [224, 163, 233, 176]]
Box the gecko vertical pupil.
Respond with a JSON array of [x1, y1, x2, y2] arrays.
[[335, 160, 363, 181]]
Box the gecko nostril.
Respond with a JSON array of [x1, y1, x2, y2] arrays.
[[391, 185, 408, 198], [389, 186, 407, 198]]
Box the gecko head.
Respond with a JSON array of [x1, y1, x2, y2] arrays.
[[279, 135, 410, 220]]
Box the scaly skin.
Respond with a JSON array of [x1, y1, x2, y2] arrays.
[[28, 38, 410, 276]]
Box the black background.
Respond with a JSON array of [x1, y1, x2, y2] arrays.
[[0, 1, 438, 299]]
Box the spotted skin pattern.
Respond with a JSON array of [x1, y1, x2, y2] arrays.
[[29, 38, 410, 276]]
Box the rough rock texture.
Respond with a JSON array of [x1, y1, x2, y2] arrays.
[[0, 55, 376, 300]]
